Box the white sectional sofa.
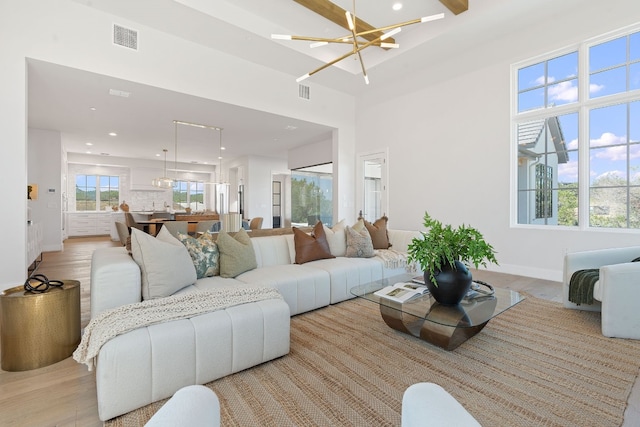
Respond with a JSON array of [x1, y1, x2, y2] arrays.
[[89, 226, 419, 420]]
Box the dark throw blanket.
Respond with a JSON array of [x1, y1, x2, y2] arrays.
[[569, 269, 599, 305]]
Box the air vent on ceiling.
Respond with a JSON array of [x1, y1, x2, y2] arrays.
[[113, 24, 138, 50], [298, 84, 310, 100]]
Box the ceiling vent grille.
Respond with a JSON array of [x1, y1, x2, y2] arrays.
[[113, 24, 138, 50], [298, 84, 310, 100]]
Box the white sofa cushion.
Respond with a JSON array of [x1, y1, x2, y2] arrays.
[[252, 235, 294, 267], [130, 228, 197, 300], [304, 256, 384, 304], [236, 264, 331, 315]]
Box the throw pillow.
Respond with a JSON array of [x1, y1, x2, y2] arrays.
[[345, 225, 375, 258], [364, 215, 392, 249], [352, 218, 366, 233], [323, 219, 347, 257], [130, 228, 197, 300], [293, 221, 335, 264], [216, 228, 258, 278], [177, 231, 220, 278], [156, 225, 184, 246]]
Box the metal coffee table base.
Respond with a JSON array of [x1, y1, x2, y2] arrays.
[[380, 305, 489, 351]]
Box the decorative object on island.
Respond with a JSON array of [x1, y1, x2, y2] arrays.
[[119, 200, 130, 212], [407, 211, 498, 305], [271, 0, 444, 84]]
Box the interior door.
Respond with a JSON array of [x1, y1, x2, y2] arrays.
[[358, 152, 387, 221]]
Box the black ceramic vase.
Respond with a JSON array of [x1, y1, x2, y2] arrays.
[[424, 260, 473, 305]]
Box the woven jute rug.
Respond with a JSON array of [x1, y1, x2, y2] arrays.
[[106, 296, 640, 426]]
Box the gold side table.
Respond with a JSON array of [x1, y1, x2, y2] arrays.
[[1, 280, 80, 371]]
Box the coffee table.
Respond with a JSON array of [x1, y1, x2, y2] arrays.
[[350, 274, 524, 350]]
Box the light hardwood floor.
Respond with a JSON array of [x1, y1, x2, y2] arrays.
[[0, 237, 637, 426]]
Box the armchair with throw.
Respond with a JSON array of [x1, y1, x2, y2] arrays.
[[563, 245, 640, 338]]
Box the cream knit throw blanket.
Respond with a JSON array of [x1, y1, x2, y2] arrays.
[[374, 248, 415, 271], [73, 287, 283, 371]]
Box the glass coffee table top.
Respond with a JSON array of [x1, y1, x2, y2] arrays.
[[350, 274, 524, 350]]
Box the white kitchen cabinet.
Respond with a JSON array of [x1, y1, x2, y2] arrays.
[[130, 167, 166, 191], [67, 212, 113, 237]]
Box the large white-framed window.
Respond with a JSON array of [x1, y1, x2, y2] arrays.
[[75, 174, 120, 211], [513, 25, 640, 229], [291, 163, 333, 226], [173, 180, 205, 211]]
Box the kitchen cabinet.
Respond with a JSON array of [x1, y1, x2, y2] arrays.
[[130, 167, 166, 191], [67, 212, 112, 237]]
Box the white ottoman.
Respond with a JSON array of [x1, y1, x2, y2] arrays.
[[402, 383, 481, 426], [144, 385, 220, 427], [96, 298, 290, 421]]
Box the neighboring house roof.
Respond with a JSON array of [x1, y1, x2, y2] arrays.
[[517, 117, 569, 163], [518, 119, 545, 148]]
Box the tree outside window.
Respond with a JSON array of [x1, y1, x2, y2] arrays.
[[291, 166, 333, 226]]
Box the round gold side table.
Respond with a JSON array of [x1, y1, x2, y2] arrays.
[[0, 280, 81, 371]]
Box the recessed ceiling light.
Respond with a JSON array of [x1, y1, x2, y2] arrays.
[[155, 153, 161, 157], [86, 151, 92, 154], [221, 146, 226, 150], [109, 89, 131, 98], [89, 107, 96, 111], [392, 2, 403, 11], [108, 132, 117, 137], [285, 125, 297, 131], [85, 142, 93, 146]]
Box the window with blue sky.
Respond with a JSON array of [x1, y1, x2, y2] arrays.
[[76, 174, 119, 211], [514, 26, 640, 229]]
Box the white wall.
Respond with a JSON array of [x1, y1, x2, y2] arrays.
[[356, 1, 640, 281], [28, 129, 63, 252], [288, 138, 333, 170], [245, 155, 289, 228], [0, 0, 355, 290]]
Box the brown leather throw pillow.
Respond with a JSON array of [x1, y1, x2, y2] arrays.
[[293, 221, 335, 264], [364, 215, 392, 249]]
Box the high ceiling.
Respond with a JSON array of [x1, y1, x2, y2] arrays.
[[27, 0, 564, 165]]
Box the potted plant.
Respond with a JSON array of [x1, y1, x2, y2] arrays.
[[407, 211, 498, 305]]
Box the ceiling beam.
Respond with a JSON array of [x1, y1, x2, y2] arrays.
[[293, 0, 395, 45], [439, 0, 468, 15]]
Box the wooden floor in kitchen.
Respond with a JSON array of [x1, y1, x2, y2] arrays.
[[0, 236, 638, 426]]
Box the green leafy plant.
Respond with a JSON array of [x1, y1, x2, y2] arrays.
[[407, 211, 498, 285]]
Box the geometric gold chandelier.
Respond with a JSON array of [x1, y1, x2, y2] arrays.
[[272, 1, 444, 85]]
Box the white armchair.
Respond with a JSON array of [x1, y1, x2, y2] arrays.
[[563, 245, 640, 338]]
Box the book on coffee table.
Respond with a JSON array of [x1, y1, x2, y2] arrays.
[[374, 282, 430, 303]]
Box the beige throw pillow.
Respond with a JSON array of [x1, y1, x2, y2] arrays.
[[322, 219, 347, 257], [345, 225, 375, 258], [216, 228, 258, 278], [130, 228, 197, 300]]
